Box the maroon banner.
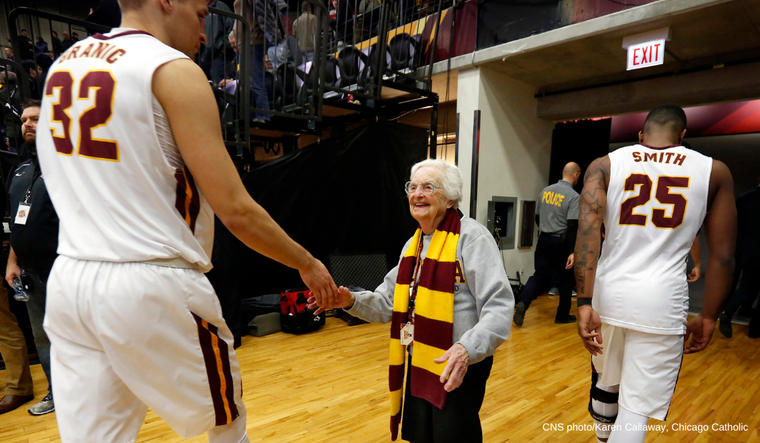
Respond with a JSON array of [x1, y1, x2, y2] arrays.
[[610, 100, 760, 143]]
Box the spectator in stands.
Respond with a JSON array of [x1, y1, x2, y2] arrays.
[[6, 100, 56, 415], [293, 2, 317, 63], [359, 0, 381, 14], [0, 169, 35, 415], [5, 30, 34, 61], [202, 0, 235, 86], [311, 159, 515, 443], [0, 72, 22, 152], [34, 37, 48, 55], [20, 61, 42, 100], [72, 32, 80, 44], [231, 0, 284, 122], [61, 31, 73, 52], [3, 47, 13, 63], [335, 0, 354, 50], [50, 31, 63, 58]]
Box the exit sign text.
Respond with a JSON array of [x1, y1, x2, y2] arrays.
[[627, 39, 665, 71]]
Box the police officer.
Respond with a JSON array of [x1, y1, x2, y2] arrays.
[[5, 99, 57, 415], [513, 162, 581, 326]]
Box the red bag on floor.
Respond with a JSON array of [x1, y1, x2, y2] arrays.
[[279, 289, 325, 334]]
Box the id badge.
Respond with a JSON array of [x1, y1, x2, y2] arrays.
[[14, 204, 31, 225], [400, 323, 414, 346]]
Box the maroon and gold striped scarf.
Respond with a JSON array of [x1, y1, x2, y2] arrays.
[[389, 208, 460, 440]]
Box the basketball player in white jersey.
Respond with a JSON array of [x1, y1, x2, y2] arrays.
[[35, 0, 338, 441], [574, 105, 736, 443]]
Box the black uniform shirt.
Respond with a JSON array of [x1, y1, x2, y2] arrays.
[[8, 158, 59, 276]]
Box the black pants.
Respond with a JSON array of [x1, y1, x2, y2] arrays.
[[724, 259, 760, 323], [401, 356, 493, 443], [520, 233, 574, 319]]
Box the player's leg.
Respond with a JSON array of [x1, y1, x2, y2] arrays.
[[92, 262, 248, 441], [589, 371, 619, 443], [590, 324, 623, 443], [608, 407, 648, 443], [44, 258, 148, 442], [611, 329, 683, 442]]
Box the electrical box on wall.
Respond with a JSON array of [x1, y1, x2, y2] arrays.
[[487, 197, 517, 250]]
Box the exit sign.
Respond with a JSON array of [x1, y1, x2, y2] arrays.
[[627, 39, 665, 70], [622, 27, 670, 71]]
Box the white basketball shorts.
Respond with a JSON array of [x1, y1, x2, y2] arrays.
[[44, 256, 246, 443], [592, 323, 684, 421]]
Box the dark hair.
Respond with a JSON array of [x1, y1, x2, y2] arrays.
[[52, 30, 58, 37], [21, 29, 27, 33], [21, 59, 37, 74], [23, 99, 42, 110], [302, 2, 312, 13], [643, 104, 687, 134]]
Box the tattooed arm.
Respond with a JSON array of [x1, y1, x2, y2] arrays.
[[574, 155, 610, 355]]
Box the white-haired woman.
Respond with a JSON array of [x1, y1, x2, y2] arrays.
[[312, 159, 515, 442]]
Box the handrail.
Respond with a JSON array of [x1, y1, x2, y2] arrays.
[[0, 58, 32, 102], [209, 5, 251, 149]]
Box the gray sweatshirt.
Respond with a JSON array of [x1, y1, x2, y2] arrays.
[[346, 216, 515, 364]]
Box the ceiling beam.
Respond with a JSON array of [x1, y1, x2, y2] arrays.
[[536, 61, 760, 121]]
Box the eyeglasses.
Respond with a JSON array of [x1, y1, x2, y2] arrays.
[[405, 181, 444, 196]]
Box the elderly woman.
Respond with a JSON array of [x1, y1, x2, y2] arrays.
[[312, 159, 514, 442]]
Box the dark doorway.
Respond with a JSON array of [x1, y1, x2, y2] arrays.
[[549, 118, 612, 191]]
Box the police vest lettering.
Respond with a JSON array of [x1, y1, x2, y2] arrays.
[[542, 191, 565, 207]]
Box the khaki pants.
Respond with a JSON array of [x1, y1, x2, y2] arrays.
[[0, 286, 33, 396]]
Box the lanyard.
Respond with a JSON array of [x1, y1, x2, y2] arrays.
[[23, 164, 41, 205], [408, 236, 425, 324]]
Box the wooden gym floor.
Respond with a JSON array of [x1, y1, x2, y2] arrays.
[[1, 295, 759, 442]]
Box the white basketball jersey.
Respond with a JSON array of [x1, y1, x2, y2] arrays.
[[37, 29, 214, 272], [594, 144, 713, 335]]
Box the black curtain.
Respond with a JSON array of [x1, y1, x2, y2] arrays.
[[212, 121, 429, 298], [549, 118, 612, 192]]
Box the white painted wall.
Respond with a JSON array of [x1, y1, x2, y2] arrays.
[[456, 67, 554, 281]]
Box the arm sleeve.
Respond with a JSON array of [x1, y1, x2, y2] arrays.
[[455, 232, 515, 362], [567, 192, 580, 220], [565, 219, 578, 252], [344, 264, 399, 324]]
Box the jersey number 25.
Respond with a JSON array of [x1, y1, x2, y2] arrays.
[[45, 70, 118, 161], [619, 173, 689, 229]]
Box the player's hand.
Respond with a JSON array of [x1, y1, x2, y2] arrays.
[[307, 285, 355, 315], [687, 266, 701, 283], [299, 258, 339, 314], [565, 253, 575, 269], [434, 343, 469, 392], [684, 315, 715, 354], [577, 305, 603, 356]]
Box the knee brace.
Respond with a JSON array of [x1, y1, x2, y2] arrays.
[[588, 371, 619, 424]]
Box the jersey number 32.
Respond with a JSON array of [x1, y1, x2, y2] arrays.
[[45, 70, 118, 162]]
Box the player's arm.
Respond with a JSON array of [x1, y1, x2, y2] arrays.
[[153, 59, 338, 302], [687, 235, 701, 282], [684, 160, 736, 354], [574, 155, 609, 355]]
